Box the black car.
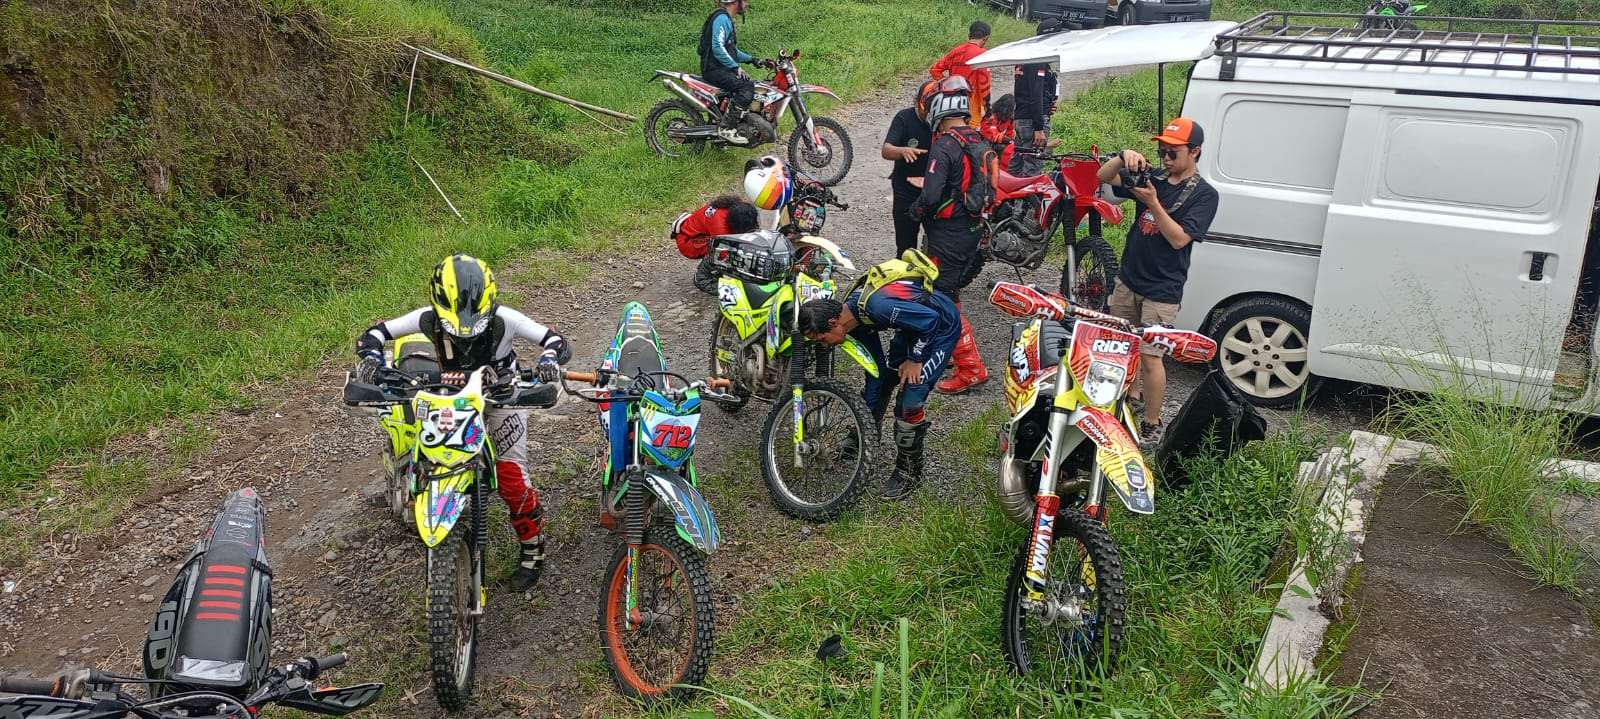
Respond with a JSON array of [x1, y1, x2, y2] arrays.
[[981, 0, 1211, 29]]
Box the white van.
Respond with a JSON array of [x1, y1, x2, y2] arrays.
[[972, 12, 1600, 412]]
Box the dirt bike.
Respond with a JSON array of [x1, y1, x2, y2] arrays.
[[985, 281, 1217, 688], [1361, 0, 1426, 30], [559, 301, 737, 703], [341, 364, 559, 711], [1, 488, 385, 718], [646, 47, 854, 186], [705, 229, 881, 521], [984, 145, 1125, 313]]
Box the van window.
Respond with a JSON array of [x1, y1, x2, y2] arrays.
[[1217, 99, 1347, 191], [1378, 116, 1565, 216]]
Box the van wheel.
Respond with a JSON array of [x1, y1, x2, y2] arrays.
[[1013, 0, 1030, 20], [1117, 1, 1136, 26], [1207, 297, 1321, 408]]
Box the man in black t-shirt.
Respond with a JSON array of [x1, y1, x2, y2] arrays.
[[1011, 18, 1065, 178], [881, 80, 938, 256], [1097, 117, 1221, 445]]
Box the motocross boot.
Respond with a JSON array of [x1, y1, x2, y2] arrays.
[[693, 254, 719, 295], [716, 105, 753, 146], [935, 313, 989, 394], [510, 535, 546, 591], [882, 418, 930, 500]]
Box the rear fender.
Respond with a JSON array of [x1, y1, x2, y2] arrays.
[[279, 683, 387, 716], [642, 469, 721, 553], [1068, 407, 1154, 514]]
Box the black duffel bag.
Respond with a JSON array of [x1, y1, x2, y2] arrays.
[[1155, 368, 1269, 488]]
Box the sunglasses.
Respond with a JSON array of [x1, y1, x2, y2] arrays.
[[1159, 147, 1191, 160]]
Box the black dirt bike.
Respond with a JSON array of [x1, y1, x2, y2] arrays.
[[0, 487, 384, 718]]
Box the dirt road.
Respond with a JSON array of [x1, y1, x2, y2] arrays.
[[0, 68, 1379, 717]]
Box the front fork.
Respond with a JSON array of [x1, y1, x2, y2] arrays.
[[788, 93, 818, 149], [623, 466, 647, 631], [1023, 370, 1104, 606], [789, 326, 809, 469]]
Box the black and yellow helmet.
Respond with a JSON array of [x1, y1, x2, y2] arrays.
[[429, 254, 498, 339]]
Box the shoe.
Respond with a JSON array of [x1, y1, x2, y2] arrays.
[[510, 536, 546, 590], [882, 419, 929, 500], [934, 314, 988, 394], [693, 254, 719, 295], [1138, 420, 1164, 450]]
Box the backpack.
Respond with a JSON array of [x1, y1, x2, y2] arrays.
[[846, 248, 941, 324], [945, 125, 1001, 216]]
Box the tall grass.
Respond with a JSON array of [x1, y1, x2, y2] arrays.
[[1379, 384, 1594, 593], [640, 402, 1363, 718]]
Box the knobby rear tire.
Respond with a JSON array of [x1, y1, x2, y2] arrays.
[[707, 314, 751, 413]]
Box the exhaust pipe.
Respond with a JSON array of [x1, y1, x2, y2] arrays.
[[661, 78, 708, 115], [996, 458, 1036, 525]]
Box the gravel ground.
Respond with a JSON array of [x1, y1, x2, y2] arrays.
[[0, 69, 1387, 717]]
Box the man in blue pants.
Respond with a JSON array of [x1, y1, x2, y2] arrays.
[[797, 280, 962, 500]]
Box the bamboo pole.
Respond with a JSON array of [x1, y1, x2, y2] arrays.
[[410, 155, 467, 224], [402, 43, 637, 122]]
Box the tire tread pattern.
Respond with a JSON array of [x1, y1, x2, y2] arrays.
[[758, 377, 876, 521]]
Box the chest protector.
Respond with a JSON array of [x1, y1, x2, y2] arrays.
[[421, 310, 507, 371]]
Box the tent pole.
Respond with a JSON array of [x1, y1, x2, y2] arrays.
[[1157, 62, 1166, 131]]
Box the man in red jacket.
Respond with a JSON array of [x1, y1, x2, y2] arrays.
[[672, 195, 760, 295], [930, 20, 991, 129]]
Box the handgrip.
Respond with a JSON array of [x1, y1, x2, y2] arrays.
[[707, 377, 733, 390], [0, 676, 63, 696], [315, 653, 347, 672], [565, 371, 597, 384]]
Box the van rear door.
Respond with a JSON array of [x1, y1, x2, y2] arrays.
[[1308, 91, 1600, 402]]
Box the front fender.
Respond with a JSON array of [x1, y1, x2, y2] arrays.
[[794, 236, 856, 270], [641, 469, 721, 553], [800, 84, 841, 102], [839, 334, 881, 378], [1069, 407, 1154, 515], [415, 469, 474, 547]]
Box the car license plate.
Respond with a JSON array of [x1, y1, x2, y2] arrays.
[[1172, 14, 1192, 21], [1065, 11, 1084, 20]]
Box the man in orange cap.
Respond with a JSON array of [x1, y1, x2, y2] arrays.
[[1097, 117, 1221, 446]]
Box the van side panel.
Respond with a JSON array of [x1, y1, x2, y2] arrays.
[[1177, 244, 1318, 332], [1176, 81, 1344, 330], [1308, 92, 1600, 405]]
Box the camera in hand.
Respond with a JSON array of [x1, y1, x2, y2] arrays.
[[1120, 165, 1169, 189]]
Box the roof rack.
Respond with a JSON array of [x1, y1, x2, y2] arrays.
[[1213, 11, 1600, 80]]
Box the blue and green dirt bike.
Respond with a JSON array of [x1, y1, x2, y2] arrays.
[[561, 301, 737, 703], [706, 230, 882, 521]]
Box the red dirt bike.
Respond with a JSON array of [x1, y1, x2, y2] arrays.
[[983, 145, 1126, 313], [645, 47, 854, 186]]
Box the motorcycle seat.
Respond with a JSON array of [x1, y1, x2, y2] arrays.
[[996, 170, 1047, 195]]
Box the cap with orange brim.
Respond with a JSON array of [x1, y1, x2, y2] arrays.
[[1152, 117, 1204, 147]]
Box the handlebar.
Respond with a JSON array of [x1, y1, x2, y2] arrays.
[[559, 369, 740, 406], [343, 365, 556, 409]]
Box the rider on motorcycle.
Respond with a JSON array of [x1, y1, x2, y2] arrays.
[[699, 0, 772, 146], [354, 254, 571, 590]]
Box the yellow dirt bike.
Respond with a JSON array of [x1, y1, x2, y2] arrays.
[[706, 229, 882, 521], [986, 281, 1217, 688], [342, 362, 558, 711]]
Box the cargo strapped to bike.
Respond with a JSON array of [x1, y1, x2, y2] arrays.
[[845, 248, 940, 325]]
